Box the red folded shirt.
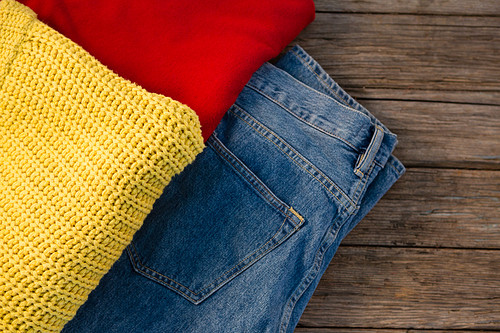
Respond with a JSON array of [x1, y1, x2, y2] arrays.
[[20, 0, 315, 140]]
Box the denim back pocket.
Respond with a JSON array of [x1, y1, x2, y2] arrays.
[[127, 135, 304, 305]]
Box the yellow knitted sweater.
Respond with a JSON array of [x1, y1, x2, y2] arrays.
[[0, 0, 204, 331]]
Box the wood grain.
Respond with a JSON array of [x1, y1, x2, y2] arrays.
[[314, 0, 500, 16], [296, 329, 500, 333], [289, 13, 500, 105], [297, 247, 500, 329], [358, 100, 500, 168], [290, 2, 500, 332], [288, 13, 500, 168], [343, 168, 500, 248], [296, 329, 406, 333]]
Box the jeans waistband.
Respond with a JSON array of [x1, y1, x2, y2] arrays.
[[246, 60, 397, 172]]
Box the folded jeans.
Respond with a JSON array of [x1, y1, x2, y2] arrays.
[[62, 45, 405, 333]]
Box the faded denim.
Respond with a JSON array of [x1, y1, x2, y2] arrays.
[[62, 46, 405, 333]]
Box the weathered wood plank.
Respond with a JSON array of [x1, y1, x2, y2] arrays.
[[343, 169, 500, 248], [298, 247, 500, 329], [290, 13, 500, 105], [295, 329, 406, 333], [408, 331, 500, 333], [407, 331, 500, 333], [358, 101, 500, 168], [292, 2, 499, 333], [348, 89, 499, 108], [314, 0, 500, 16], [295, 329, 500, 333]]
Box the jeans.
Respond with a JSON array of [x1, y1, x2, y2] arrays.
[[62, 46, 405, 333]]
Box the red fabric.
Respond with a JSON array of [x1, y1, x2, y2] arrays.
[[19, 0, 315, 140]]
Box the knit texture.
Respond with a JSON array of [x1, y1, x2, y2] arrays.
[[19, 0, 315, 140], [0, 1, 204, 331]]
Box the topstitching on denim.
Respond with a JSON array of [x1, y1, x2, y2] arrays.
[[256, 63, 372, 122], [127, 207, 303, 304], [60, 46, 405, 333], [387, 156, 405, 176], [289, 47, 368, 113], [289, 48, 362, 111], [278, 155, 385, 333], [229, 104, 357, 213], [234, 80, 391, 207], [288, 46, 397, 140], [127, 134, 305, 304], [245, 63, 396, 161], [278, 203, 353, 333], [354, 124, 384, 178], [290, 49, 348, 109], [352, 157, 378, 206], [245, 69, 380, 150], [208, 135, 297, 219], [245, 83, 359, 152], [247, 64, 372, 144]]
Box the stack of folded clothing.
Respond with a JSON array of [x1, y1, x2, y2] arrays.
[[0, 1, 404, 332], [0, 1, 205, 331], [19, 0, 316, 140]]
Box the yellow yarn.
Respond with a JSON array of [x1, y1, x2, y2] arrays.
[[0, 0, 204, 331]]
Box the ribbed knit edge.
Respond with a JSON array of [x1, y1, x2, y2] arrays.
[[0, 1, 204, 332]]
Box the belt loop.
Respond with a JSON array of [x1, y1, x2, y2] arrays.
[[354, 125, 384, 177]]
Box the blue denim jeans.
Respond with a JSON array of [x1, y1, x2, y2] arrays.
[[62, 46, 405, 333]]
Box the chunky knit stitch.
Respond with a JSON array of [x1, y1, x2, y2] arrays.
[[0, 0, 204, 331], [19, 0, 315, 141]]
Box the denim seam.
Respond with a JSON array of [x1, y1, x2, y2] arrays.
[[127, 134, 307, 300], [278, 207, 350, 333], [292, 48, 363, 113], [127, 210, 302, 303], [230, 105, 356, 211], [355, 152, 366, 178], [290, 49, 349, 108], [387, 159, 404, 176], [352, 160, 377, 206], [288, 48, 398, 140], [127, 244, 201, 302], [245, 84, 360, 152], [262, 63, 372, 122], [208, 135, 292, 219], [289, 207, 305, 224], [354, 125, 384, 178]]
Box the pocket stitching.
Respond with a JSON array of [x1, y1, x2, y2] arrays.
[[127, 244, 196, 301], [129, 135, 304, 303], [278, 206, 349, 333], [208, 135, 292, 219], [230, 105, 356, 212], [128, 208, 303, 303]]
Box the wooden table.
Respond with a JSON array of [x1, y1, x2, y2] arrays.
[[291, 1, 500, 332]]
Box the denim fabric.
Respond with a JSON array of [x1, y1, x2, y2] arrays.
[[62, 45, 404, 333]]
